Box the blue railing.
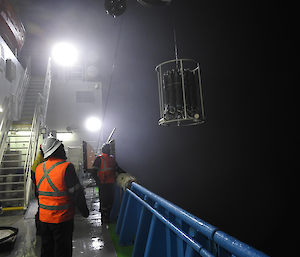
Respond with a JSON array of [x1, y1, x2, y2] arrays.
[[114, 182, 269, 257]]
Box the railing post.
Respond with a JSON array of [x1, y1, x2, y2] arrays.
[[118, 190, 139, 246], [110, 184, 123, 221], [144, 203, 167, 257], [175, 216, 184, 256], [116, 189, 129, 235], [165, 210, 173, 257], [132, 195, 154, 257]]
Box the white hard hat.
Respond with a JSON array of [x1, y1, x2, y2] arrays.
[[42, 137, 62, 159]]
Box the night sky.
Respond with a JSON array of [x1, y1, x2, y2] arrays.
[[12, 0, 286, 256]]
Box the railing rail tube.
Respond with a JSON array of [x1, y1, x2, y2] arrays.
[[127, 188, 214, 256], [116, 182, 269, 257], [131, 182, 218, 239]]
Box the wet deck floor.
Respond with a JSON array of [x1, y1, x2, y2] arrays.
[[0, 186, 117, 257]]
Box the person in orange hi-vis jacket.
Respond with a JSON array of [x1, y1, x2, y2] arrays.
[[35, 136, 89, 257]]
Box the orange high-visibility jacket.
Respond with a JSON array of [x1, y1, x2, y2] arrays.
[[97, 154, 116, 184], [35, 158, 75, 223]]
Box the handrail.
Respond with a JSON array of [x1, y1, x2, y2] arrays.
[[0, 56, 50, 208], [41, 57, 52, 126], [11, 57, 31, 121], [23, 57, 52, 207], [23, 93, 42, 207], [116, 182, 269, 257], [0, 97, 13, 169], [0, 57, 31, 166]]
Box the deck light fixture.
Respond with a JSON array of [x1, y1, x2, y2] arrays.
[[52, 43, 77, 66], [57, 132, 73, 141], [86, 117, 101, 132]]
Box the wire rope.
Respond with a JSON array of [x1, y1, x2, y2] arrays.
[[170, 2, 179, 67], [96, 14, 125, 153]]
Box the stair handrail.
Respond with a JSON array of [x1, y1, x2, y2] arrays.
[[0, 97, 13, 169], [0, 57, 31, 166], [41, 57, 52, 126], [23, 93, 43, 207], [11, 57, 31, 121], [23, 57, 52, 207]]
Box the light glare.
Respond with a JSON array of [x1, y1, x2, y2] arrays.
[[57, 132, 73, 141], [52, 43, 77, 66], [86, 118, 101, 131]]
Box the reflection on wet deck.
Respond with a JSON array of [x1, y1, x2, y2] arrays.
[[0, 185, 117, 257]]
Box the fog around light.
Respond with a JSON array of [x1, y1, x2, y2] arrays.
[[57, 132, 73, 141], [86, 118, 101, 131], [52, 43, 77, 66]]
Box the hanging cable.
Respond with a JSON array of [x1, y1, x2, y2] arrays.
[[170, 2, 179, 68], [96, 14, 124, 153]]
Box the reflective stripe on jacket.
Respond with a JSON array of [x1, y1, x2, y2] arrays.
[[35, 158, 75, 223], [97, 154, 116, 184]]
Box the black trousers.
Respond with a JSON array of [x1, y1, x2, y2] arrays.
[[99, 183, 115, 220], [40, 219, 74, 257]]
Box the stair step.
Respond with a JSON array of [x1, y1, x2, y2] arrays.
[[20, 116, 34, 120], [21, 113, 34, 116], [29, 79, 44, 83], [25, 91, 42, 94], [0, 198, 24, 202], [5, 147, 28, 150], [0, 181, 24, 185], [22, 105, 35, 109], [8, 133, 31, 136], [20, 115, 34, 119], [0, 189, 24, 193], [0, 174, 24, 177], [22, 106, 36, 110], [21, 107, 35, 111], [24, 99, 39, 103], [22, 105, 35, 110], [27, 84, 43, 87], [27, 86, 43, 90], [25, 91, 40, 95], [6, 140, 29, 143], [3, 153, 27, 156], [1, 160, 25, 163], [22, 104, 35, 108], [24, 98, 38, 103], [0, 166, 24, 170], [27, 87, 43, 90]]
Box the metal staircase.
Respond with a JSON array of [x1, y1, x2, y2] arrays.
[[18, 78, 45, 123], [0, 78, 43, 209], [0, 58, 52, 211], [0, 130, 30, 209]]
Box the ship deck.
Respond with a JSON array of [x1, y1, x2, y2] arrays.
[[0, 185, 124, 257]]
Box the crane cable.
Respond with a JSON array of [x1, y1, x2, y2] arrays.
[[96, 14, 124, 153], [170, 1, 179, 68], [171, 3, 178, 61]]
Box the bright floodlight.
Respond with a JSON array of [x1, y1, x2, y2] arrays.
[[86, 117, 101, 131], [52, 43, 77, 66], [57, 132, 73, 141]]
